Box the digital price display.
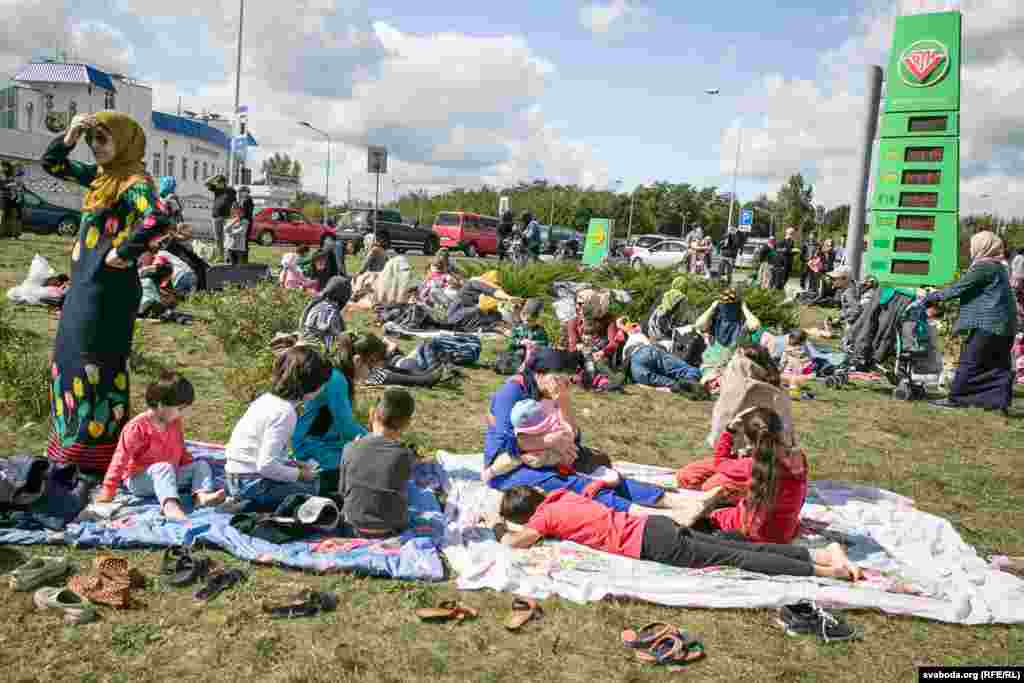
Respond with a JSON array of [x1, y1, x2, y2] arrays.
[[894, 237, 932, 253], [908, 116, 948, 133], [891, 260, 930, 275], [902, 170, 941, 185], [897, 215, 936, 230], [905, 147, 944, 162], [899, 192, 939, 208]]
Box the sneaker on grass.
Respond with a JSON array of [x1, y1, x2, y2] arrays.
[[776, 600, 859, 643], [8, 556, 71, 592]]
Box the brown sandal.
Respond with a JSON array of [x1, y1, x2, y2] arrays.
[[504, 598, 542, 631], [634, 633, 706, 665], [415, 600, 479, 622]]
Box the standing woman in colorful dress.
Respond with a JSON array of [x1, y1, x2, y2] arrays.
[[41, 112, 175, 474]]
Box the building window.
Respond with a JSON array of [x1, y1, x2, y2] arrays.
[[182, 157, 188, 180], [152, 153, 162, 176], [25, 102, 33, 132], [202, 162, 208, 180], [193, 161, 199, 182], [104, 91, 115, 110], [167, 155, 175, 179], [0, 87, 17, 129]]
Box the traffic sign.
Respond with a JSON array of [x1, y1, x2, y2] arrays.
[[738, 209, 753, 233], [367, 146, 388, 174]]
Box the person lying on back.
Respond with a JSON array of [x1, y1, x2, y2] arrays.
[[339, 388, 417, 538]]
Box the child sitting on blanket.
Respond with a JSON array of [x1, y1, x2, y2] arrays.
[[339, 388, 417, 538], [496, 481, 860, 580], [679, 407, 807, 544], [481, 398, 622, 485], [97, 371, 225, 520], [780, 329, 814, 387], [280, 252, 317, 292], [225, 346, 330, 509]]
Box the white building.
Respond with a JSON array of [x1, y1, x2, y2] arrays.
[[0, 60, 256, 227]]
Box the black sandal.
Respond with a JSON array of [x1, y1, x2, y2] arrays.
[[166, 553, 212, 587], [262, 590, 339, 619], [194, 568, 247, 602]]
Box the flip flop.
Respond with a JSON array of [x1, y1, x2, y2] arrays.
[[263, 590, 339, 619], [634, 633, 706, 665], [166, 553, 213, 587], [504, 598, 542, 631], [620, 622, 678, 649], [414, 600, 479, 622], [194, 569, 247, 602]]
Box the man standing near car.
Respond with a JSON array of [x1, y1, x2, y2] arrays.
[[206, 175, 236, 263], [719, 227, 740, 282], [774, 227, 797, 290], [237, 186, 254, 264], [498, 210, 514, 261], [522, 211, 542, 262]]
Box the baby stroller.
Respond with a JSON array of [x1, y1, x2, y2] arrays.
[[885, 300, 938, 401]]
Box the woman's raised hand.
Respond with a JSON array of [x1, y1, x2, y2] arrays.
[[64, 114, 97, 147]]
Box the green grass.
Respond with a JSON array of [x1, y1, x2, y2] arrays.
[[1, 233, 1022, 682]]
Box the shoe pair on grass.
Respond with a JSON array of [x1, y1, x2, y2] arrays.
[[777, 600, 860, 643], [9, 556, 96, 625]]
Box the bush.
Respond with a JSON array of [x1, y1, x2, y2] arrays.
[[191, 282, 311, 358], [457, 260, 799, 333], [221, 351, 276, 432], [0, 301, 51, 423]]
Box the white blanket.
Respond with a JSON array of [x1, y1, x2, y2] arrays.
[[436, 452, 1024, 624]]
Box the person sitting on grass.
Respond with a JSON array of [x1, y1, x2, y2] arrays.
[[279, 252, 317, 292], [622, 321, 708, 398], [137, 258, 175, 319], [225, 346, 330, 509], [495, 481, 860, 581], [507, 299, 550, 355], [299, 276, 353, 353], [339, 388, 418, 538], [96, 371, 225, 520]]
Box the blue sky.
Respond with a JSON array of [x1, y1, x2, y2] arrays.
[[13, 1, 1021, 214]]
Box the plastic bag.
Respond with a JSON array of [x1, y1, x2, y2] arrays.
[[6, 254, 56, 304]]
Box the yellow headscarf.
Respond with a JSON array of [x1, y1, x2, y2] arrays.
[[82, 111, 150, 212], [969, 230, 1004, 264], [476, 270, 501, 287]]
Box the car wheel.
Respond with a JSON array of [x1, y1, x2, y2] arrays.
[[57, 216, 78, 237], [423, 237, 438, 256], [466, 244, 479, 258], [257, 230, 274, 246], [631, 258, 643, 269], [394, 248, 406, 254]]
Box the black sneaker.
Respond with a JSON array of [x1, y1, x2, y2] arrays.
[[776, 601, 858, 643]]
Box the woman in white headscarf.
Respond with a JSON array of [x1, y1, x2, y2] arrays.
[[924, 231, 1015, 415]]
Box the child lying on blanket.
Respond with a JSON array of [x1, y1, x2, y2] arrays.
[[339, 388, 417, 538], [677, 407, 807, 544], [97, 371, 225, 520], [496, 481, 860, 580], [482, 397, 622, 486]]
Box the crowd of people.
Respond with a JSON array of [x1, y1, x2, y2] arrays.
[[1, 110, 1018, 634]]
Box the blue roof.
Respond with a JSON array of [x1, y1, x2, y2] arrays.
[[151, 111, 231, 151], [14, 62, 115, 91]]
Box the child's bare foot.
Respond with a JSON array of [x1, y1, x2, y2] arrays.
[[194, 489, 226, 508], [162, 499, 188, 521], [827, 542, 862, 581]]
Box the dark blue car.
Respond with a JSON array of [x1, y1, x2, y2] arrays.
[[20, 189, 81, 237]]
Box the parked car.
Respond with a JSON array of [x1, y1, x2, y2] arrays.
[[432, 211, 499, 257], [622, 234, 666, 259], [735, 237, 769, 269], [335, 208, 439, 255], [20, 189, 81, 237], [249, 207, 331, 246], [539, 225, 582, 255], [631, 239, 689, 269]]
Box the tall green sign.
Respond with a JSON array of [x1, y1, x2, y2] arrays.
[[866, 11, 961, 287], [582, 217, 611, 266]]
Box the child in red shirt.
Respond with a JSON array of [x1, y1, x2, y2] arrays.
[[97, 371, 225, 520], [497, 482, 858, 580]]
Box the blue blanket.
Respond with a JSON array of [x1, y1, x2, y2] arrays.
[[0, 442, 447, 582]]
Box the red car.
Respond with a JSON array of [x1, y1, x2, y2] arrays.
[[249, 207, 333, 246], [432, 211, 500, 257]]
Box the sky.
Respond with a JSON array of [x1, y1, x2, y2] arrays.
[[2, 0, 1022, 216]]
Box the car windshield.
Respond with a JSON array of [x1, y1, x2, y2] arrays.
[[341, 211, 369, 227], [637, 236, 662, 248], [436, 213, 459, 226]]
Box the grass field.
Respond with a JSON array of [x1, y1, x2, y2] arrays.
[[1, 232, 1022, 683]]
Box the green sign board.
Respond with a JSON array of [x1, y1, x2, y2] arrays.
[[866, 10, 961, 288], [582, 218, 611, 266]]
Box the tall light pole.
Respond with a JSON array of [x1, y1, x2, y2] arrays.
[[225, 0, 244, 186], [706, 88, 742, 230], [299, 121, 330, 225]]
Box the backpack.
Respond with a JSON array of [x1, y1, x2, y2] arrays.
[[423, 334, 482, 367], [673, 330, 707, 368]]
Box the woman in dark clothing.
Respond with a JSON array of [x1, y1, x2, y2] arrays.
[[447, 270, 519, 331], [926, 231, 1016, 415], [41, 112, 173, 472]]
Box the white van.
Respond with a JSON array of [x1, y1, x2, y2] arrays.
[[735, 237, 769, 269]]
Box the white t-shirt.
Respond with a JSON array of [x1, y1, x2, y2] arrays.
[[1011, 254, 1024, 279], [225, 393, 300, 482]]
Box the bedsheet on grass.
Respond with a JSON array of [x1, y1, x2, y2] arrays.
[[0, 442, 446, 582], [436, 452, 1024, 624]]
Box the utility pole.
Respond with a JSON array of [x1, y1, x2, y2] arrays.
[[225, 0, 244, 186], [845, 65, 883, 281], [347, 179, 352, 207], [727, 127, 742, 229], [549, 189, 556, 225], [626, 191, 636, 242]]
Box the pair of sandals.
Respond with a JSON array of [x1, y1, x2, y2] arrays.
[[415, 598, 542, 631], [621, 622, 706, 666], [262, 589, 339, 619], [160, 547, 247, 601]]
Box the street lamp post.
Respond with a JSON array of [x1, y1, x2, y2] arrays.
[[299, 121, 330, 226], [225, 0, 244, 186], [706, 88, 742, 231]]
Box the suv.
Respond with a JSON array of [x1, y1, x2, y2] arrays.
[[333, 208, 439, 255]]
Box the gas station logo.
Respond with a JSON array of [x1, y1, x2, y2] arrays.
[[899, 40, 949, 88]]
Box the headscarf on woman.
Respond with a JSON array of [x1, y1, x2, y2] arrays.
[[82, 111, 149, 212], [158, 175, 176, 198], [517, 347, 584, 400], [970, 231, 1004, 266]]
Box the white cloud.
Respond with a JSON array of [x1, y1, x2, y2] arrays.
[[725, 0, 1024, 217], [579, 0, 653, 38]]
